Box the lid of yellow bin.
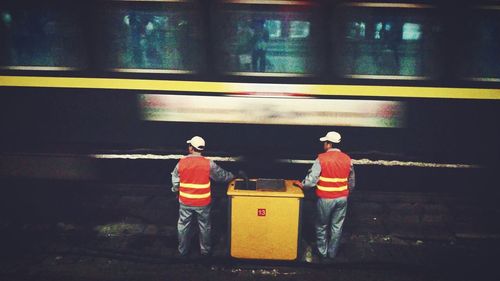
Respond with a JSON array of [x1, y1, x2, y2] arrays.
[[227, 179, 304, 198]]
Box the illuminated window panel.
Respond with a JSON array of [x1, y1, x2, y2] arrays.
[[289, 20, 310, 38], [0, 4, 86, 70], [97, 1, 204, 73], [333, 5, 442, 79], [265, 20, 282, 38], [402, 23, 422, 41], [213, 3, 323, 76]]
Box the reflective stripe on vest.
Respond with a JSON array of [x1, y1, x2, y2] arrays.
[[317, 185, 348, 192], [178, 156, 211, 206], [318, 176, 348, 183], [179, 182, 210, 189], [179, 190, 211, 199]]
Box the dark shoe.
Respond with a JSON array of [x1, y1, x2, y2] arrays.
[[313, 253, 327, 264], [201, 251, 212, 258], [200, 252, 212, 264], [329, 255, 348, 263], [320, 256, 334, 265], [178, 252, 190, 261]]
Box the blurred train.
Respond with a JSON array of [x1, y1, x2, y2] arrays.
[[0, 0, 499, 167]]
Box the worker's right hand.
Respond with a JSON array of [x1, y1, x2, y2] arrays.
[[293, 181, 303, 189]]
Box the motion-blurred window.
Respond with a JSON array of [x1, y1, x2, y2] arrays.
[[289, 20, 310, 39], [332, 4, 442, 79], [213, 2, 323, 75], [97, 1, 204, 73], [461, 7, 499, 81], [265, 20, 282, 38], [402, 23, 422, 41], [0, 3, 86, 70]]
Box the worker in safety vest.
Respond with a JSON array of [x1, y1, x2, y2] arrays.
[[299, 131, 355, 260], [171, 136, 234, 258]]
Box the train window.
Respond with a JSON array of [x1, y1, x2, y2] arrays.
[[0, 3, 86, 70], [402, 23, 422, 40], [332, 5, 442, 79], [289, 20, 310, 38], [213, 3, 323, 76], [461, 8, 500, 81], [266, 20, 282, 38], [97, 1, 204, 73]]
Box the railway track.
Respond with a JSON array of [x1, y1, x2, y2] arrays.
[[1, 180, 499, 281]]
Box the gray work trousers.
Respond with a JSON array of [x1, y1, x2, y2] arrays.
[[177, 203, 212, 256], [315, 197, 348, 258]]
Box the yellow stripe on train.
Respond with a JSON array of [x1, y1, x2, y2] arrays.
[[1, 76, 500, 100]]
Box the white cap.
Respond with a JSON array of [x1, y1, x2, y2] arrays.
[[319, 131, 341, 143], [186, 136, 205, 150]]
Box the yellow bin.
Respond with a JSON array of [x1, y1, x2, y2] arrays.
[[227, 179, 304, 260]]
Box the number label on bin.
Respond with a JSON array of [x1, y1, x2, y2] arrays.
[[257, 209, 266, 217]]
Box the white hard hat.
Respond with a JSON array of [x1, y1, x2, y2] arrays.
[[186, 136, 205, 150], [319, 131, 341, 143]]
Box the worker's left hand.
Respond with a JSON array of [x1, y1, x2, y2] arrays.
[[237, 170, 248, 179]]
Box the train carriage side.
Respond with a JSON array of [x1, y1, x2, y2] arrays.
[[0, 0, 499, 191]]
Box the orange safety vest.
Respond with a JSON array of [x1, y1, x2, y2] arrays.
[[316, 150, 352, 199], [178, 156, 211, 207]]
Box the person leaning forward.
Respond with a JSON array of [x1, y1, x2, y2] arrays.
[[299, 131, 355, 261], [171, 136, 234, 258]]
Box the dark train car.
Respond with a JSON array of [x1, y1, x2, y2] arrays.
[[0, 0, 499, 176]]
